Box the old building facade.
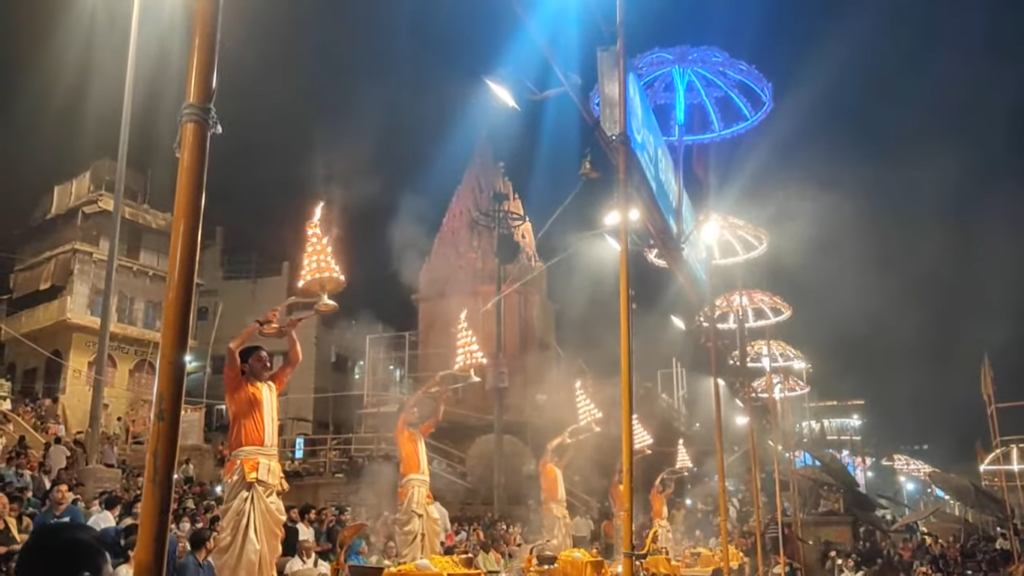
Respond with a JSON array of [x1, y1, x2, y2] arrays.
[[1, 160, 172, 433]]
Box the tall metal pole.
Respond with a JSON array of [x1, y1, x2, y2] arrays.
[[770, 397, 787, 573], [782, 396, 806, 569], [493, 184, 506, 516], [746, 399, 765, 576], [737, 306, 764, 576], [709, 306, 731, 576], [134, 0, 221, 572], [615, 1, 634, 574], [201, 300, 223, 408], [86, 0, 142, 464]]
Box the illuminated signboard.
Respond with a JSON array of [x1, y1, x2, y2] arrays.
[[679, 192, 707, 287], [626, 71, 679, 237], [625, 71, 707, 291]]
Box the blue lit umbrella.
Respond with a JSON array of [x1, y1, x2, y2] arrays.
[[590, 46, 773, 146]]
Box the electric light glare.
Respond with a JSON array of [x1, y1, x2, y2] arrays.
[[670, 315, 687, 331], [485, 78, 520, 110], [699, 218, 721, 244]]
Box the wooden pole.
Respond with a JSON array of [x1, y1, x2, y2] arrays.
[[134, 0, 221, 573], [615, 1, 635, 574]]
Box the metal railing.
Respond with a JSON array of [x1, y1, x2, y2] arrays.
[[277, 432, 471, 488]]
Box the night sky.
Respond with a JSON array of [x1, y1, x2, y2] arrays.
[[2, 0, 1024, 469]]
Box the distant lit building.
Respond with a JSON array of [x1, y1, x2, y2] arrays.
[[794, 398, 872, 488], [0, 160, 180, 433]]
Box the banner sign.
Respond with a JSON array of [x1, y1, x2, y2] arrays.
[[625, 71, 680, 237]]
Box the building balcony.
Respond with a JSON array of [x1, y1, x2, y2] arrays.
[[1, 297, 73, 341], [1, 296, 163, 343]]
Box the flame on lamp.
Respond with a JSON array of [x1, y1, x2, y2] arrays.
[[675, 439, 693, 471], [297, 201, 346, 295], [575, 381, 602, 427], [632, 414, 653, 451], [453, 309, 487, 372]]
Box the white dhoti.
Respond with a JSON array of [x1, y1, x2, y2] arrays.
[[542, 501, 573, 553], [210, 447, 287, 576], [396, 474, 441, 563], [653, 518, 675, 557]]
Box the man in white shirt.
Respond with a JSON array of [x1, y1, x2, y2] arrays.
[[87, 494, 122, 530], [45, 437, 71, 480], [100, 438, 118, 469], [284, 540, 329, 575], [571, 512, 594, 548], [296, 504, 317, 543], [178, 458, 195, 486]]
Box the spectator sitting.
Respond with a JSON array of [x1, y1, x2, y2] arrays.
[[33, 481, 84, 528], [87, 494, 122, 530], [285, 539, 329, 575], [176, 527, 217, 576]]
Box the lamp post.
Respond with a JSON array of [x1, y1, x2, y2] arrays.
[[86, 0, 141, 464], [473, 168, 526, 515]]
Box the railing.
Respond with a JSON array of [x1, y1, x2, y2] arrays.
[[278, 432, 599, 510], [277, 433, 471, 488]]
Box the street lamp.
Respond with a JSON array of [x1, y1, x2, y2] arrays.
[[87, 0, 142, 465], [603, 206, 640, 227], [669, 315, 687, 331], [484, 78, 521, 111]]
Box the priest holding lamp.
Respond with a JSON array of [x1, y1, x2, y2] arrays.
[[395, 309, 486, 562], [212, 201, 345, 575]]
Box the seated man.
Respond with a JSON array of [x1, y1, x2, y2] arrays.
[[284, 539, 329, 575]]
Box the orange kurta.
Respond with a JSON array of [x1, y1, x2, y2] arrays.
[[395, 412, 436, 501], [539, 458, 566, 505], [650, 488, 667, 523], [222, 368, 287, 484], [610, 481, 626, 516]]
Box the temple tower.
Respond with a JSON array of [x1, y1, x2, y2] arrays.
[[415, 143, 557, 432]]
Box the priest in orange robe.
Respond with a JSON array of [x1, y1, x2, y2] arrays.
[[650, 471, 676, 556], [539, 426, 582, 553], [211, 308, 302, 576], [395, 377, 446, 562]]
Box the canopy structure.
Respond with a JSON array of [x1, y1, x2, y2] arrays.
[[707, 289, 793, 330], [979, 443, 1024, 487], [730, 339, 806, 369], [589, 46, 773, 146], [700, 212, 770, 266], [750, 373, 809, 398], [882, 453, 936, 479]]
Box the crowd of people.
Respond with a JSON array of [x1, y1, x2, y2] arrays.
[[273, 504, 534, 575]]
